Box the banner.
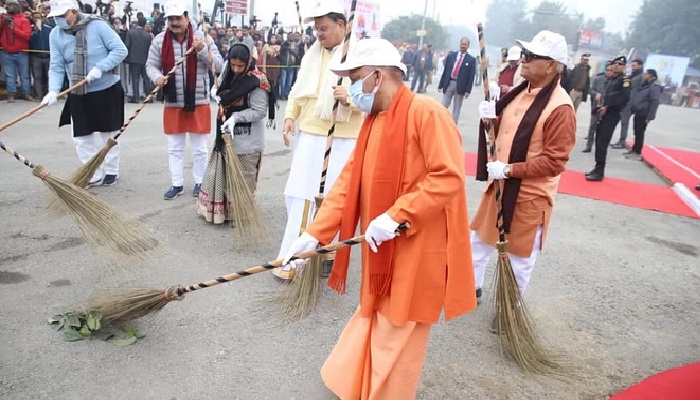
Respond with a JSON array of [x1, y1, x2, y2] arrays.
[[226, 0, 247, 15], [343, 0, 381, 39], [578, 29, 604, 49], [645, 53, 691, 86]]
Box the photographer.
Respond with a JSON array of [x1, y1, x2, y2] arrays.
[[1, 0, 34, 102]]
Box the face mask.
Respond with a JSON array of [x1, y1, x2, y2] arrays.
[[349, 71, 380, 113], [54, 16, 69, 30]]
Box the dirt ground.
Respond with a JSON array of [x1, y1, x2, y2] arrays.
[[0, 88, 698, 400]]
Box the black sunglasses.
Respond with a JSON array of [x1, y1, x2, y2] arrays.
[[522, 50, 553, 63]]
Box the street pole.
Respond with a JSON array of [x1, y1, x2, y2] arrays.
[[249, 0, 254, 26], [419, 0, 428, 47]]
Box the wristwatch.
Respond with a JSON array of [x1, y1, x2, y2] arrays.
[[503, 164, 511, 178]]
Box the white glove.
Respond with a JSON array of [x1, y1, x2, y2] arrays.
[[282, 232, 320, 268], [86, 67, 102, 83], [221, 114, 237, 133], [364, 213, 400, 253], [41, 91, 58, 106], [488, 80, 500, 101], [487, 160, 508, 180], [210, 86, 220, 103], [479, 100, 496, 119]]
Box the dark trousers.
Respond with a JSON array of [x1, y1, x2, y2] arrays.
[[632, 114, 648, 154], [128, 63, 150, 99], [31, 56, 49, 98], [595, 111, 621, 168], [411, 69, 425, 92], [586, 110, 601, 148]]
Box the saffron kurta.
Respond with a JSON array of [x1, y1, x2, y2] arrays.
[[305, 95, 476, 399], [470, 85, 576, 257]]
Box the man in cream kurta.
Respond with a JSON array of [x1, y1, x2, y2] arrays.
[[272, 0, 364, 280], [470, 30, 576, 332], [283, 39, 475, 400]]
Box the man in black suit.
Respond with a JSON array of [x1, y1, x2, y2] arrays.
[[125, 18, 153, 103], [438, 37, 476, 123]]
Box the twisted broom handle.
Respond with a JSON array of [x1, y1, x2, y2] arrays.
[[317, 0, 357, 197], [0, 140, 36, 168], [176, 222, 409, 296], [0, 79, 88, 133], [294, 0, 309, 52], [113, 46, 196, 141], [477, 23, 506, 243]]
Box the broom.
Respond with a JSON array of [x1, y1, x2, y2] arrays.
[[0, 80, 88, 134], [66, 47, 196, 189], [0, 140, 159, 263], [276, 0, 359, 321], [221, 132, 267, 248], [71, 225, 406, 325], [477, 23, 558, 375]]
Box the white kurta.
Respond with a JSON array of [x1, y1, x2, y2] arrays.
[[277, 130, 357, 261]]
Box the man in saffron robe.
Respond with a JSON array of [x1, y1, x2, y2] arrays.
[[470, 30, 577, 332], [283, 38, 476, 400]]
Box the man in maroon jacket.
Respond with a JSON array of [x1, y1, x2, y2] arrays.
[[1, 0, 34, 102]]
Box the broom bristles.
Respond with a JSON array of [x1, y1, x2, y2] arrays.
[[270, 255, 324, 322], [69, 138, 118, 189], [33, 165, 160, 265], [221, 134, 267, 248], [76, 286, 184, 324], [494, 241, 560, 376]]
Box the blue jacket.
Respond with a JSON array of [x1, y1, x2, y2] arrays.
[[29, 25, 52, 59], [48, 18, 127, 94], [438, 50, 476, 95]]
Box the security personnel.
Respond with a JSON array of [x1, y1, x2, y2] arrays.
[[586, 55, 630, 182]]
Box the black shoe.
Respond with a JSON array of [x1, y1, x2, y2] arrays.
[[320, 259, 334, 278], [476, 287, 482, 304], [102, 174, 118, 186], [582, 147, 591, 153], [696, 184, 700, 191], [586, 171, 605, 181], [585, 168, 598, 176], [611, 142, 626, 149]]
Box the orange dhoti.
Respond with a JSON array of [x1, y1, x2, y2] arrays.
[[321, 309, 431, 400]]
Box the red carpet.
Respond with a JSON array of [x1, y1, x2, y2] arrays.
[[464, 152, 698, 219], [638, 144, 700, 190], [610, 362, 700, 400]]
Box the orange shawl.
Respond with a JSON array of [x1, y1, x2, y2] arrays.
[[327, 85, 415, 296]]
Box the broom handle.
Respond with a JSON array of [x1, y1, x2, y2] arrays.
[[316, 0, 357, 198], [0, 80, 88, 133], [0, 140, 36, 168], [179, 222, 409, 294], [477, 23, 507, 243], [295, 0, 309, 52], [112, 46, 195, 141]]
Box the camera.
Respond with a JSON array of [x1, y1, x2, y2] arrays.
[[2, 15, 14, 26]]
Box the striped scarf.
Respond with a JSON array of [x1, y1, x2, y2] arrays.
[[65, 13, 105, 95]]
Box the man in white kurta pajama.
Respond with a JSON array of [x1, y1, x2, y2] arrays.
[[272, 0, 364, 280]]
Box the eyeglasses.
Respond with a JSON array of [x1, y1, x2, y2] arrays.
[[522, 50, 553, 63]]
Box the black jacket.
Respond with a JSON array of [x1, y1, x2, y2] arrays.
[[603, 73, 631, 113], [631, 80, 663, 120], [564, 63, 591, 101]]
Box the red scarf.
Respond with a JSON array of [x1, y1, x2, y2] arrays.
[[161, 24, 197, 111], [327, 85, 415, 296]]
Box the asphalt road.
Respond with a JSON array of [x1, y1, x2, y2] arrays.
[[0, 86, 698, 400]]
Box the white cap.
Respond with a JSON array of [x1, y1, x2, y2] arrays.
[[516, 30, 572, 68], [303, 0, 345, 24], [330, 38, 407, 77], [506, 46, 521, 61], [47, 0, 78, 17], [164, 0, 187, 17]]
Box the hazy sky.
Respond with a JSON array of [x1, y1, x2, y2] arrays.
[[241, 0, 642, 35]]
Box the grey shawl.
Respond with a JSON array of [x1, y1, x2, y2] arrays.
[[65, 13, 107, 95]]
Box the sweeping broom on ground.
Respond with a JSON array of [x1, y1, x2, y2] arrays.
[[69, 224, 406, 325], [0, 80, 88, 134], [273, 0, 359, 321], [65, 47, 196, 190], [0, 141, 159, 264], [477, 23, 559, 375]]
